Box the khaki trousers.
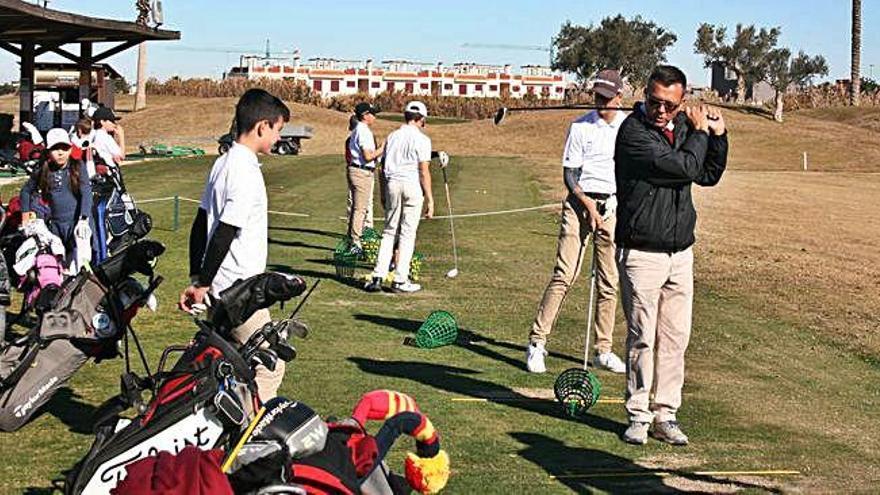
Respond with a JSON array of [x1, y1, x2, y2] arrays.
[[617, 247, 694, 423], [347, 166, 375, 245], [372, 180, 423, 283], [529, 194, 619, 354], [230, 308, 285, 402]]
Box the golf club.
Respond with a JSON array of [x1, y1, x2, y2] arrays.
[[441, 163, 460, 279], [581, 244, 598, 372], [494, 104, 721, 125]]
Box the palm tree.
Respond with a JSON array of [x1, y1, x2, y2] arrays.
[[851, 0, 861, 106]]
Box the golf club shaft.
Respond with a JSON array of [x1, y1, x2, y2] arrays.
[[287, 279, 321, 319], [582, 237, 598, 371], [441, 167, 460, 270], [508, 104, 635, 113]]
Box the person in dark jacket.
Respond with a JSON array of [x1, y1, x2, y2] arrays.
[[614, 65, 728, 446], [20, 128, 92, 258]]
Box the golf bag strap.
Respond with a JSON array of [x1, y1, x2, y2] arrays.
[[290, 464, 356, 495], [0, 342, 41, 394]]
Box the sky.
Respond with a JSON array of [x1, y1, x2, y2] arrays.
[[0, 0, 874, 87]]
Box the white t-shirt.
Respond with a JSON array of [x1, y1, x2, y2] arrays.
[[382, 124, 431, 184], [199, 142, 268, 294], [92, 128, 122, 168], [348, 122, 377, 168], [562, 110, 627, 195]]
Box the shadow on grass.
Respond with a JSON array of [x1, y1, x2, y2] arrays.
[[511, 432, 782, 494], [352, 313, 581, 371], [40, 387, 100, 434], [268, 237, 333, 252], [268, 226, 344, 239], [268, 264, 365, 291], [348, 357, 624, 435]]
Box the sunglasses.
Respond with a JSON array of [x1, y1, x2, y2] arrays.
[[646, 95, 682, 113]]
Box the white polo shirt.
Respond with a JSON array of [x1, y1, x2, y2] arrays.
[[562, 110, 627, 195], [93, 128, 122, 168], [382, 124, 431, 185], [199, 142, 268, 294], [348, 122, 377, 168]]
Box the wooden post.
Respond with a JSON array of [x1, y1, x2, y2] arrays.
[[135, 42, 147, 111], [79, 42, 93, 108], [19, 42, 35, 127]]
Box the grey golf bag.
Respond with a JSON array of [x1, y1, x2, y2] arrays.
[[0, 239, 165, 432]]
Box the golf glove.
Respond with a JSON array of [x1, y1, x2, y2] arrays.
[[602, 195, 617, 222], [74, 219, 91, 242], [438, 151, 450, 168]]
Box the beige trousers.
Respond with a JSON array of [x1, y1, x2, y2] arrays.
[[347, 166, 375, 244], [230, 308, 285, 402], [529, 194, 619, 354], [617, 247, 694, 423]]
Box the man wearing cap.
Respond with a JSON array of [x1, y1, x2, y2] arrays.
[[92, 106, 125, 170], [347, 102, 384, 254], [526, 69, 628, 374], [365, 101, 433, 293]]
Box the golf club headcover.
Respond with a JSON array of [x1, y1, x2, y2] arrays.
[[211, 272, 306, 330], [405, 449, 450, 494], [351, 389, 420, 426]]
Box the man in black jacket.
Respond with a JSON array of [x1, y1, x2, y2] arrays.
[[614, 65, 728, 446]]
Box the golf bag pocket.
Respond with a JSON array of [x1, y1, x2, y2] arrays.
[[0, 338, 88, 431]]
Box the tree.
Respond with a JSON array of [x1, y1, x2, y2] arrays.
[[694, 23, 781, 104], [851, 0, 861, 106], [551, 15, 677, 89], [764, 49, 828, 122]]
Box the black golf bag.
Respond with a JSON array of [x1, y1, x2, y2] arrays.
[[92, 165, 152, 264], [65, 271, 308, 495], [0, 239, 165, 432]]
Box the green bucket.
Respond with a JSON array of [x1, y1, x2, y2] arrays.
[[414, 310, 458, 349], [553, 368, 602, 417], [332, 238, 358, 280]]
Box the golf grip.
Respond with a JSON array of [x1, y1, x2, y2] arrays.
[[583, 238, 598, 371], [442, 167, 460, 270]]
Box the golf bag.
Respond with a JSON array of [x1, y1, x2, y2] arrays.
[[112, 390, 450, 495], [65, 271, 308, 495], [0, 239, 165, 432], [92, 165, 152, 264]]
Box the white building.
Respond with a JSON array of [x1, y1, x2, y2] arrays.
[[227, 55, 567, 100]]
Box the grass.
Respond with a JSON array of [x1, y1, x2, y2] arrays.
[[0, 152, 878, 493]]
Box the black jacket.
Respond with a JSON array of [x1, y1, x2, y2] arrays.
[[614, 106, 728, 252]]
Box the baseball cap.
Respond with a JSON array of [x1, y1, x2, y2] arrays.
[[404, 101, 428, 118], [591, 69, 623, 99], [354, 102, 380, 118], [92, 106, 119, 122], [46, 128, 72, 149]]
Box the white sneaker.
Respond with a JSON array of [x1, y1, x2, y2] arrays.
[[623, 421, 650, 445], [391, 280, 421, 293], [525, 342, 547, 373], [593, 352, 626, 374]]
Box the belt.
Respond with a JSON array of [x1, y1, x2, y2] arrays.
[[349, 163, 375, 171], [585, 192, 612, 200]]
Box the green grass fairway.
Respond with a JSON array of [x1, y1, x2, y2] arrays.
[[0, 154, 877, 493]]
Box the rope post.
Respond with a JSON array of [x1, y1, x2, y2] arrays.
[[172, 195, 180, 231]]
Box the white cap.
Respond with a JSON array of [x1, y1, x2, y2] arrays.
[[46, 128, 72, 149], [405, 101, 428, 118]]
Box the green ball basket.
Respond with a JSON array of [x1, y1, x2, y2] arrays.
[[332, 238, 358, 280], [553, 368, 602, 417], [414, 310, 458, 349]]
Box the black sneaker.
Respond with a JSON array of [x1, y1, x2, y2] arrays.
[[364, 277, 383, 292]]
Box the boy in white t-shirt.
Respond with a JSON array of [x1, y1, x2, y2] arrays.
[[91, 106, 125, 170], [365, 101, 433, 293], [346, 102, 384, 253], [179, 89, 290, 400]]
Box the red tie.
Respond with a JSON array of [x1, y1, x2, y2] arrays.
[[662, 128, 675, 145]]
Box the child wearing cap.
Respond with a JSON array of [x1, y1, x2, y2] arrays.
[[365, 101, 433, 293], [346, 102, 384, 254], [19, 128, 92, 258], [92, 106, 125, 169]]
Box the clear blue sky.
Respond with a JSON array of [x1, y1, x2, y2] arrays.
[[0, 0, 873, 85]]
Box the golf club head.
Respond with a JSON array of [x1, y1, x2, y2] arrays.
[[493, 107, 508, 126], [445, 268, 459, 279]]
